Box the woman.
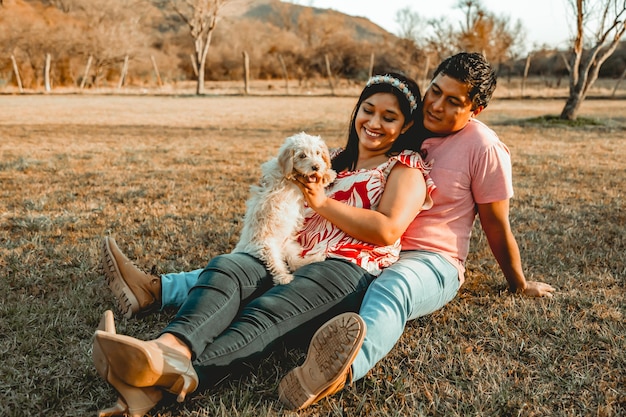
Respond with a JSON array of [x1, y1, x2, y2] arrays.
[[92, 73, 434, 417]]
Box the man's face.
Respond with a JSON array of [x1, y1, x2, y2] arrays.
[[422, 74, 482, 135]]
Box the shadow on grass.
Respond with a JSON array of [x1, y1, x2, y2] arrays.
[[496, 114, 626, 129], [524, 115, 605, 126]]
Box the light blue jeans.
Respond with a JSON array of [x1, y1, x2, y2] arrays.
[[161, 268, 204, 308], [351, 250, 460, 380], [159, 250, 460, 381]]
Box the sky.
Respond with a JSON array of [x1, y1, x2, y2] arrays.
[[296, 0, 573, 51]]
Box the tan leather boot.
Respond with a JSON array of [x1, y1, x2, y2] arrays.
[[278, 312, 366, 410], [93, 310, 164, 417], [94, 330, 197, 406], [101, 237, 161, 318]]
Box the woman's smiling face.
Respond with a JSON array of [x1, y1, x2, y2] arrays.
[[355, 92, 409, 153]]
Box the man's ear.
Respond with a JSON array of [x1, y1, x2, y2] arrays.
[[471, 106, 485, 118]]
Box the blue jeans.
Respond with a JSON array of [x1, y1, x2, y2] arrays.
[[351, 250, 460, 380], [161, 253, 375, 385]]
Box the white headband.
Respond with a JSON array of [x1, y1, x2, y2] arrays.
[[366, 75, 418, 113]]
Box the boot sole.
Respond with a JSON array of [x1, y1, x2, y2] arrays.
[[101, 237, 139, 318], [278, 312, 365, 410]]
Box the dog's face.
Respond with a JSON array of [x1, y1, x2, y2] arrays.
[[277, 132, 334, 185]]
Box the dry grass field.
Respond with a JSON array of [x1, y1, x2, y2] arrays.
[[0, 94, 624, 417]]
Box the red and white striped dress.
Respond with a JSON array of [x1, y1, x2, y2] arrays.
[[297, 150, 436, 276]]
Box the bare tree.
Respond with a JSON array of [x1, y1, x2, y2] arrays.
[[395, 7, 423, 41], [68, 0, 151, 87], [402, 1, 523, 68], [424, 18, 458, 63], [560, 0, 626, 120], [0, 2, 79, 89], [160, 0, 230, 95], [455, 0, 525, 63], [268, 0, 297, 31]]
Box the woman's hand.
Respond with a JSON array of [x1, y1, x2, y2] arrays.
[[293, 173, 328, 210], [293, 164, 425, 246]]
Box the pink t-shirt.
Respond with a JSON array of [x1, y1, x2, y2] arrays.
[[401, 119, 513, 284], [298, 150, 436, 276]]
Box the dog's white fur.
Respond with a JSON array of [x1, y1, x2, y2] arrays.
[[232, 132, 336, 285]]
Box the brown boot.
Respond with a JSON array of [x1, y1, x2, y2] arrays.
[[92, 310, 164, 417], [278, 312, 366, 410], [101, 237, 161, 318]]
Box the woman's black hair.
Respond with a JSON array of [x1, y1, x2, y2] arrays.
[[332, 72, 423, 172]]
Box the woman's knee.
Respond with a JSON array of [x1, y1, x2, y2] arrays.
[[295, 259, 374, 294], [198, 253, 268, 287], [205, 253, 259, 272], [243, 260, 373, 322]]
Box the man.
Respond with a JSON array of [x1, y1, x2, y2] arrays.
[[276, 52, 555, 410]]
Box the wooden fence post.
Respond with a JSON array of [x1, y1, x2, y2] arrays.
[[368, 52, 374, 78], [522, 53, 532, 98], [118, 55, 129, 89], [151, 55, 163, 87], [278, 54, 289, 95], [44, 53, 52, 93], [10, 54, 23, 93], [324, 54, 334, 96], [80, 55, 92, 89], [242, 51, 250, 95]]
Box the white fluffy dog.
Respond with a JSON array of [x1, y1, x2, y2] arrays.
[[232, 132, 336, 285]]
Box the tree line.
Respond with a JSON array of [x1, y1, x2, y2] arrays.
[[1, 0, 625, 119]]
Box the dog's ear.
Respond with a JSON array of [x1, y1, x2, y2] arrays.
[[277, 140, 295, 179], [320, 146, 336, 186], [321, 145, 331, 168], [321, 169, 336, 186]]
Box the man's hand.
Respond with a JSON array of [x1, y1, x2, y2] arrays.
[[520, 281, 556, 298]]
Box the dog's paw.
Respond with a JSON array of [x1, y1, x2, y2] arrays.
[[273, 273, 294, 285]]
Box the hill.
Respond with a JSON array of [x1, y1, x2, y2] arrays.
[[237, 0, 393, 43]]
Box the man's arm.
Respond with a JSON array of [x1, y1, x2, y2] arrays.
[[477, 200, 555, 297]]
